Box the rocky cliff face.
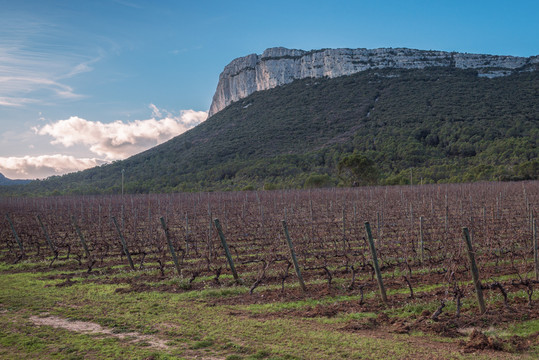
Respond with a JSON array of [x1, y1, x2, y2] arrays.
[[208, 47, 539, 117]]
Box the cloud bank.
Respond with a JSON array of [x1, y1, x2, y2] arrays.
[[1, 106, 208, 179], [0, 155, 106, 180], [35, 108, 208, 160]]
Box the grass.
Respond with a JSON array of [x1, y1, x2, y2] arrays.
[[0, 311, 170, 360], [0, 258, 537, 360], [505, 319, 539, 337]]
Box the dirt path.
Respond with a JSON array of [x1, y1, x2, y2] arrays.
[[30, 314, 169, 350]]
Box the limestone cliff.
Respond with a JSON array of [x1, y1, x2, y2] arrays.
[[208, 47, 539, 117]]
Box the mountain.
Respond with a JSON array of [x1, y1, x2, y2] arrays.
[[1, 48, 538, 196], [0, 173, 31, 186], [209, 47, 539, 116]]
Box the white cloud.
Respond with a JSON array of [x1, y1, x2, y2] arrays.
[[61, 53, 104, 79], [149, 103, 162, 118], [0, 96, 37, 107], [0, 54, 88, 104], [0, 18, 101, 107], [0, 154, 106, 179], [35, 107, 208, 160]]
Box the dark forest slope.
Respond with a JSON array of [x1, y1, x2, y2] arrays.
[[0, 173, 30, 186]]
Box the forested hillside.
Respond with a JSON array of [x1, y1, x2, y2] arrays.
[[2, 67, 537, 195]]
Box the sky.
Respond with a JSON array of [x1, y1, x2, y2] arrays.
[[1, 0, 538, 179]]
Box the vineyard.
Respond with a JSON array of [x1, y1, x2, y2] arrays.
[[1, 181, 539, 358]]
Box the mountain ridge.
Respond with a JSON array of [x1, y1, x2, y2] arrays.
[[0, 173, 31, 186], [209, 47, 539, 116]]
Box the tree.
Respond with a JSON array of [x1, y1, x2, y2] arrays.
[[337, 153, 379, 186], [304, 174, 335, 188]]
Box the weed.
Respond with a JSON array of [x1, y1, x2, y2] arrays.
[[226, 356, 244, 360], [191, 339, 214, 349]]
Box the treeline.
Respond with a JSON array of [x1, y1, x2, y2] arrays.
[[1, 67, 537, 196]]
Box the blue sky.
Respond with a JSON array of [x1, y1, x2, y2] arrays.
[[1, 0, 538, 179]]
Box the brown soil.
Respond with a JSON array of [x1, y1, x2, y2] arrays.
[[215, 280, 539, 356]]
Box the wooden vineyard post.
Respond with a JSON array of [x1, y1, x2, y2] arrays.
[[112, 216, 135, 270], [419, 216, 424, 264], [462, 227, 486, 314], [121, 204, 125, 233], [410, 204, 414, 235], [208, 209, 214, 258], [376, 212, 381, 245], [160, 217, 182, 276], [185, 213, 190, 255], [530, 210, 535, 241], [365, 222, 388, 304], [213, 219, 240, 283], [533, 219, 538, 281], [342, 206, 346, 239], [444, 194, 449, 234], [71, 216, 92, 260], [5, 214, 24, 254], [36, 215, 58, 258], [282, 220, 307, 292]]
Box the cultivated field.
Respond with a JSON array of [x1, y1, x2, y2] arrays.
[[1, 181, 538, 359]]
